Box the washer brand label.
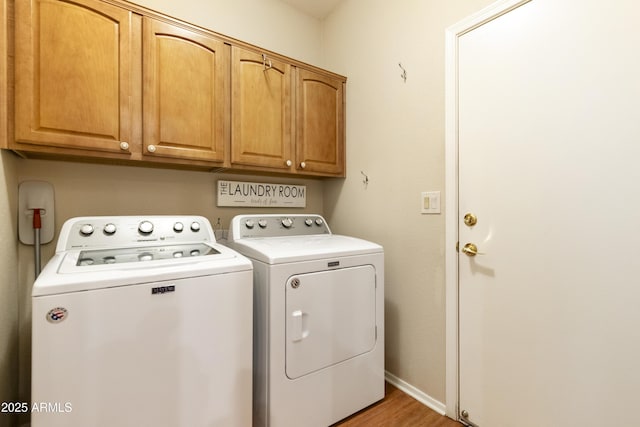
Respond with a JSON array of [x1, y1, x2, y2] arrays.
[[46, 307, 68, 324], [328, 261, 340, 267], [151, 285, 175, 295]]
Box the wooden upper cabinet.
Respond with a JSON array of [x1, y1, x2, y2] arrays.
[[295, 68, 345, 176], [231, 46, 293, 171], [143, 17, 229, 163], [15, 0, 139, 154], [9, 0, 346, 175]]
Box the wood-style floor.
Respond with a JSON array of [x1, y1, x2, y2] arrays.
[[333, 382, 463, 427]]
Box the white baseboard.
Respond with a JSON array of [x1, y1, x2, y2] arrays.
[[384, 371, 447, 415]]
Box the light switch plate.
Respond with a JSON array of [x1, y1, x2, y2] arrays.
[[421, 191, 441, 214]]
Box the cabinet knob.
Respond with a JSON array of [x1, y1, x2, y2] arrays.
[[119, 141, 129, 151], [300, 162, 306, 169], [147, 144, 157, 153], [286, 160, 292, 167]]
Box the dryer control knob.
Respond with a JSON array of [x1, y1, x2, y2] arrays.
[[304, 219, 313, 226], [80, 224, 94, 236], [315, 218, 324, 226], [190, 221, 201, 232], [138, 221, 154, 234], [173, 222, 184, 232], [245, 219, 255, 229], [282, 218, 293, 228], [103, 223, 117, 235], [258, 219, 268, 228]]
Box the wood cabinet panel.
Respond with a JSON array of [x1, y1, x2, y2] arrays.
[[296, 68, 345, 176], [231, 46, 293, 170], [15, 0, 139, 154], [1, 0, 7, 147], [8, 0, 346, 177], [143, 17, 229, 163]]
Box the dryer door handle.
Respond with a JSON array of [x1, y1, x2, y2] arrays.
[[290, 310, 309, 342]]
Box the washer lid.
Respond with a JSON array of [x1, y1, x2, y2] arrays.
[[33, 243, 252, 296], [228, 234, 383, 264], [72, 243, 220, 267]]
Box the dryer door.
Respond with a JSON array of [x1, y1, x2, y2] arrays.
[[285, 265, 377, 379]]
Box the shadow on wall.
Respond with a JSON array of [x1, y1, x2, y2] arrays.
[[0, 151, 19, 427], [0, 328, 19, 427], [322, 178, 346, 225], [384, 298, 400, 374]]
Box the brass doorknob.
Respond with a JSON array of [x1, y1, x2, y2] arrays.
[[461, 243, 483, 257], [463, 213, 477, 227]]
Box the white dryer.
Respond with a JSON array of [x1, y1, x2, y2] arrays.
[[31, 216, 253, 427], [227, 214, 384, 427]]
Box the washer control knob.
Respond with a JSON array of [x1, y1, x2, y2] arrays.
[[245, 219, 255, 229], [190, 221, 201, 232], [138, 221, 154, 234], [258, 219, 268, 228], [139, 253, 153, 261], [80, 224, 94, 236], [282, 218, 293, 228], [103, 223, 117, 235], [315, 218, 324, 226], [173, 222, 184, 232], [305, 218, 313, 226]]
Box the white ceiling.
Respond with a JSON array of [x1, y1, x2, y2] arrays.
[[277, 0, 344, 19]]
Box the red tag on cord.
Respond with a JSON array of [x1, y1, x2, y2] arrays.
[[33, 209, 42, 229]]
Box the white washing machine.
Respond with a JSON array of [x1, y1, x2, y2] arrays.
[[227, 214, 384, 427], [31, 215, 253, 427]]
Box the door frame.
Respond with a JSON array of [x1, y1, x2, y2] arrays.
[[443, 0, 533, 419]]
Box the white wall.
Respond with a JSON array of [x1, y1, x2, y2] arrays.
[[321, 0, 494, 403], [134, 0, 323, 66]]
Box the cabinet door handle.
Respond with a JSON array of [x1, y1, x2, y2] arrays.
[[300, 162, 306, 169], [262, 54, 272, 70], [286, 159, 292, 167], [119, 141, 129, 151], [147, 144, 157, 153]]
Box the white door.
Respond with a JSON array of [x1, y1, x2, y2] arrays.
[[455, 1, 640, 426]]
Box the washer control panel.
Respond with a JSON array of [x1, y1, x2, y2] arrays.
[[231, 214, 331, 239], [58, 215, 214, 251]]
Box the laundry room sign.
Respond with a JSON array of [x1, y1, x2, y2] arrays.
[[217, 180, 306, 208]]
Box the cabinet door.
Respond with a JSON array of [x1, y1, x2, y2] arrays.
[[231, 47, 293, 170], [1, 0, 7, 147], [295, 68, 345, 176], [143, 18, 229, 163], [15, 0, 138, 154]]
